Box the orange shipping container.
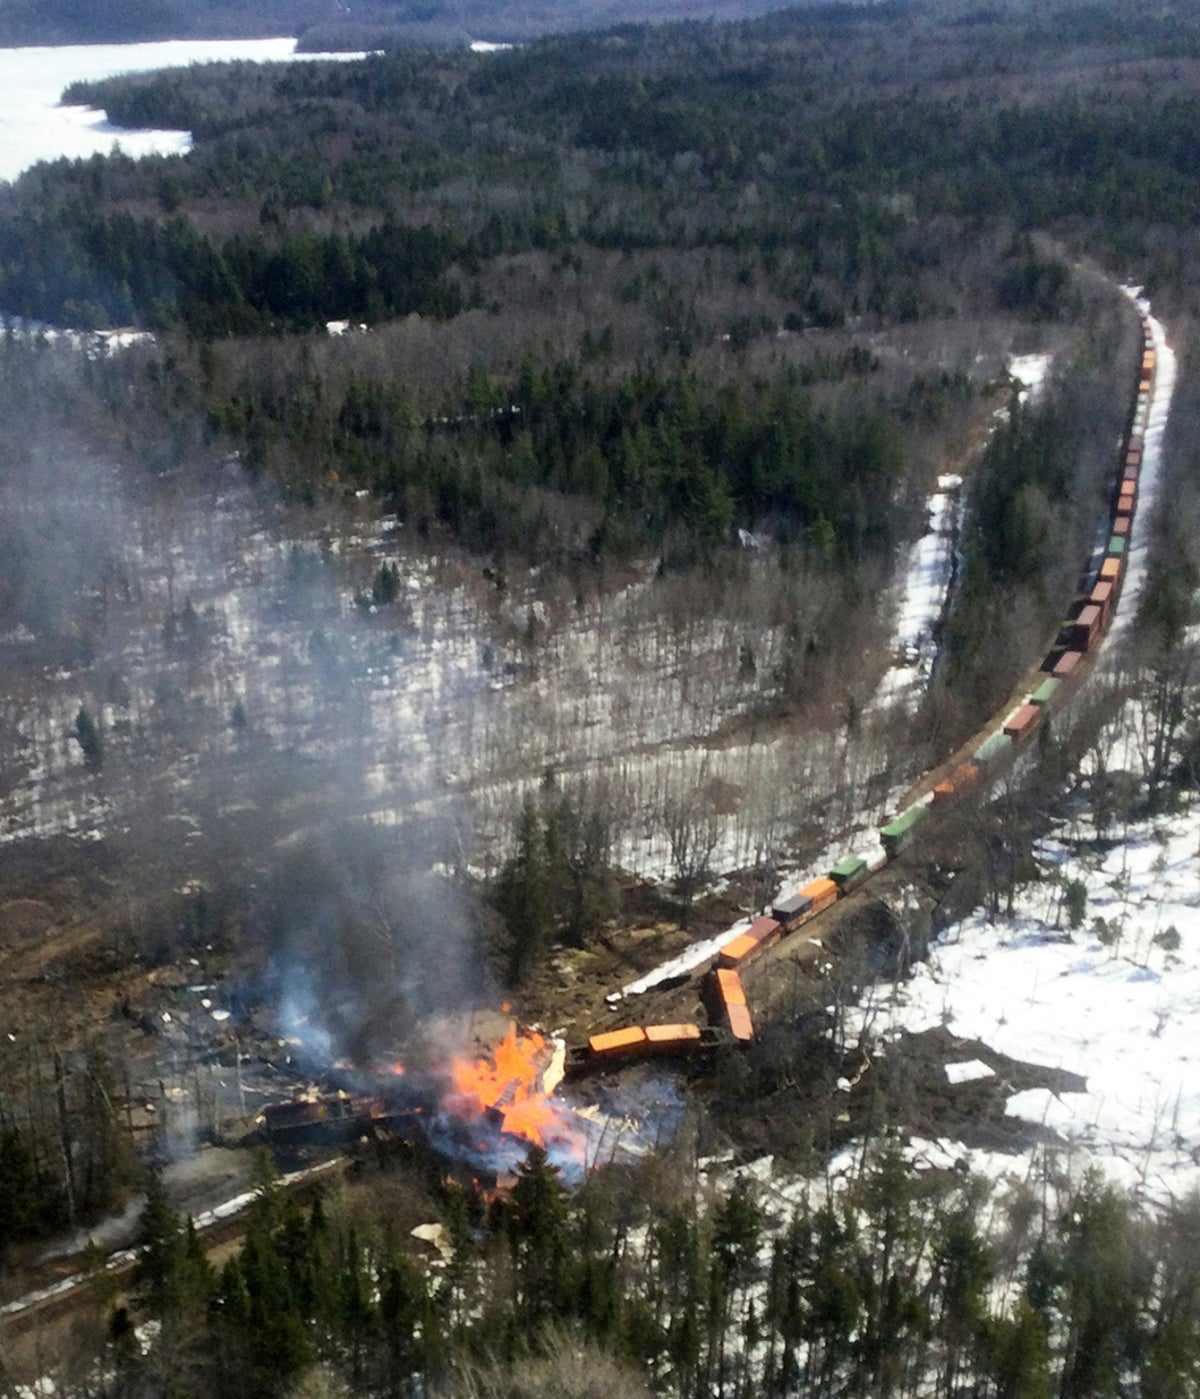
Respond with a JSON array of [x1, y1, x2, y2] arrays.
[[798, 876, 839, 915], [1100, 556, 1122, 584], [953, 762, 980, 790], [589, 1026, 647, 1056], [726, 1002, 754, 1042], [645, 1023, 702, 1046], [715, 968, 746, 1006], [932, 780, 956, 804], [717, 933, 758, 968]]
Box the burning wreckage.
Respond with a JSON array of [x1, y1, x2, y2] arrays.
[[257, 1014, 665, 1188]]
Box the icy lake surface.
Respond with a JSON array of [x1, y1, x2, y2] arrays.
[[0, 38, 357, 184]]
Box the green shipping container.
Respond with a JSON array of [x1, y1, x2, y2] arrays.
[[830, 855, 868, 885], [881, 806, 927, 856], [1030, 678, 1061, 706], [1107, 536, 1126, 556], [973, 731, 1014, 765]]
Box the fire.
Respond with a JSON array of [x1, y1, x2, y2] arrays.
[[445, 1022, 563, 1148]]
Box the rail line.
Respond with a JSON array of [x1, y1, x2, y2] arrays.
[[571, 292, 1164, 1074]]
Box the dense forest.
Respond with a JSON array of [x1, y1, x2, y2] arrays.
[[4, 0, 1173, 713], [16, 1138, 1200, 1399], [3, 0, 1200, 1394], [0, 0, 824, 48]]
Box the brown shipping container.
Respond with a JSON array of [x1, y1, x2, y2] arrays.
[[1071, 604, 1103, 651], [747, 915, 782, 950], [1112, 515, 1130, 537], [1124, 464, 1140, 483], [953, 762, 980, 790], [1053, 649, 1083, 678], [589, 1026, 647, 1056], [1004, 704, 1041, 741], [726, 1002, 754, 1042], [1118, 488, 1136, 514], [716, 933, 758, 969]]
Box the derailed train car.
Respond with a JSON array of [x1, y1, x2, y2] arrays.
[[573, 307, 1155, 1070]]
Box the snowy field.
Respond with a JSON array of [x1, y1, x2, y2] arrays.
[[850, 795, 1200, 1203]]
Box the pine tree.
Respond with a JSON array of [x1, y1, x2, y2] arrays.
[[1056, 1171, 1143, 1399], [498, 799, 552, 985], [985, 1299, 1051, 1399], [135, 1171, 184, 1315], [0, 1128, 43, 1255], [931, 1191, 993, 1395], [74, 705, 103, 767], [378, 1243, 431, 1397], [507, 1144, 572, 1331]]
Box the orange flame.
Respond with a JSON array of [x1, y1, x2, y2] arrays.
[[445, 1022, 561, 1147]]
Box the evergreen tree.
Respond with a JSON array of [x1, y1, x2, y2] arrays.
[[498, 799, 552, 985], [74, 704, 103, 767], [0, 1128, 43, 1256], [507, 1144, 572, 1331], [135, 1171, 184, 1315], [985, 1299, 1051, 1399]]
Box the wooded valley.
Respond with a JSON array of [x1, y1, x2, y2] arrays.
[[3, 0, 1200, 1393]]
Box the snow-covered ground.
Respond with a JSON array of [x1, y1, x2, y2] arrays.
[[0, 38, 363, 185], [874, 351, 1052, 712], [851, 795, 1200, 1203]]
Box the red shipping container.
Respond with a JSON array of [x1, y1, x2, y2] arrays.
[[1004, 704, 1041, 741]]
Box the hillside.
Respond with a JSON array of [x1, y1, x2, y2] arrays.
[[0, 0, 816, 48]]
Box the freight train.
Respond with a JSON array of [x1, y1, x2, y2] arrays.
[[572, 307, 1157, 1072]]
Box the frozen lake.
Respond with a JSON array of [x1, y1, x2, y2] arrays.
[[0, 37, 356, 184]]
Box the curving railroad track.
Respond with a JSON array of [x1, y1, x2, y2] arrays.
[[573, 290, 1168, 1073]]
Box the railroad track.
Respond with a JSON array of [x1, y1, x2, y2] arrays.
[[573, 294, 1161, 1073]]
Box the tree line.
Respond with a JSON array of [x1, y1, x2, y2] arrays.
[[26, 1139, 1200, 1399]]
